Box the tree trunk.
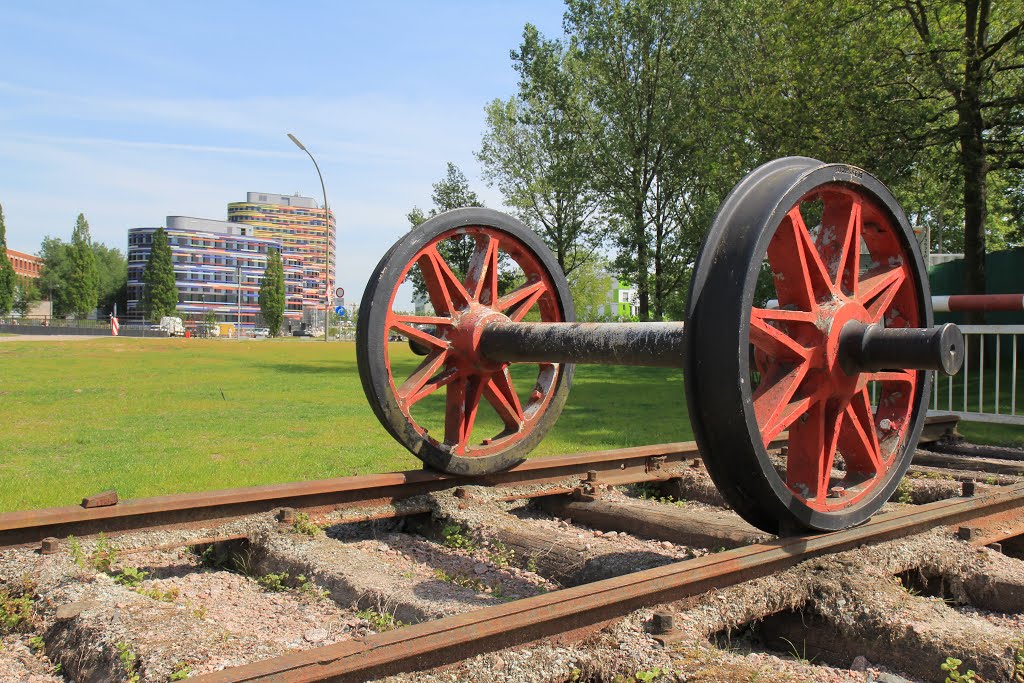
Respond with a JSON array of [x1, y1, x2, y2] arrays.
[[635, 204, 649, 320], [959, 105, 988, 321], [653, 218, 664, 320], [959, 5, 988, 323]]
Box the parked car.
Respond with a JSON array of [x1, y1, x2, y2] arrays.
[[254, 327, 270, 338], [293, 329, 314, 337]]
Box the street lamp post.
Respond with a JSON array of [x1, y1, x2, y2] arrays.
[[236, 263, 242, 340], [287, 133, 331, 343]]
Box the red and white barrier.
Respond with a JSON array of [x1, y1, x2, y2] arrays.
[[932, 294, 1024, 313], [111, 316, 119, 336], [766, 294, 1024, 313]]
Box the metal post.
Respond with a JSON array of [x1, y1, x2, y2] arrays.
[[237, 263, 242, 340], [287, 133, 331, 343]]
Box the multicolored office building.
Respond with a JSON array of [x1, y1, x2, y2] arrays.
[[126, 192, 335, 327], [126, 217, 304, 326], [227, 192, 336, 315]]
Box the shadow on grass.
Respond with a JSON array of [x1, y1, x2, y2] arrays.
[[253, 361, 352, 375]]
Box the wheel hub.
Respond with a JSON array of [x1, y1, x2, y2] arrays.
[[447, 304, 508, 374], [821, 299, 873, 398]]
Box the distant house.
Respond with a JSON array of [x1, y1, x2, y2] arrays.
[[5, 248, 49, 317], [6, 248, 43, 281], [593, 276, 638, 320]]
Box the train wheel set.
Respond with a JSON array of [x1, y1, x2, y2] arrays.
[[357, 158, 965, 534]]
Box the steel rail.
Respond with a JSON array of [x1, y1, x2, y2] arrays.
[[0, 441, 702, 548], [0, 415, 960, 548], [194, 482, 1024, 683]]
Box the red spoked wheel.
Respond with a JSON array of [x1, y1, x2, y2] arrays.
[[357, 207, 574, 475], [685, 158, 932, 533]]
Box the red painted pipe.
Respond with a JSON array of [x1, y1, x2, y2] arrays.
[[767, 294, 1024, 313], [933, 294, 1024, 313]]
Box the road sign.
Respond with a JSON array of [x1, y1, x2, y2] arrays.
[[335, 287, 345, 298], [334, 306, 346, 316]]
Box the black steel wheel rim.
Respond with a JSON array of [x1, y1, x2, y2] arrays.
[[357, 207, 575, 476], [685, 158, 933, 533]]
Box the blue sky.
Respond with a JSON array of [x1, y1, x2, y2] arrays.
[[0, 1, 566, 304]]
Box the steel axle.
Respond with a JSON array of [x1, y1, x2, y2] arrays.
[[479, 319, 963, 376]]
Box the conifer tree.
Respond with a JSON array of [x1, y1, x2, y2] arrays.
[[259, 247, 286, 336], [0, 204, 14, 316], [141, 228, 178, 321], [66, 213, 99, 317]]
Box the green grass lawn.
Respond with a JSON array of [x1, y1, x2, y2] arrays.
[[2, 337, 1021, 512], [0, 337, 692, 511]]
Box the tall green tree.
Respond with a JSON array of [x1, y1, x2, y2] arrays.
[[407, 163, 486, 300], [40, 237, 126, 317], [561, 0, 697, 320], [13, 279, 40, 317], [39, 236, 71, 317], [259, 248, 286, 336], [888, 0, 1023, 303], [700, 0, 1023, 302], [0, 203, 14, 316], [566, 258, 612, 321], [142, 228, 177, 321], [65, 213, 99, 317], [93, 243, 128, 316], [478, 25, 605, 277]]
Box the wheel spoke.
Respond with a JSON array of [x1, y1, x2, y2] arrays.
[[823, 196, 861, 296], [839, 388, 884, 476], [465, 235, 500, 305], [867, 369, 916, 385], [396, 351, 451, 407], [391, 320, 449, 351], [392, 314, 454, 327], [418, 246, 471, 316], [498, 280, 548, 322], [787, 400, 844, 501], [753, 363, 811, 445], [768, 208, 835, 311], [750, 309, 814, 361], [859, 266, 906, 322], [484, 369, 525, 429], [444, 375, 485, 455]]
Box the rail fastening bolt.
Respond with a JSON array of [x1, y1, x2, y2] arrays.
[[278, 507, 297, 524], [988, 542, 1003, 553], [962, 480, 976, 497], [652, 612, 675, 634], [586, 470, 599, 483], [957, 526, 976, 541], [780, 447, 789, 457], [40, 537, 59, 555]]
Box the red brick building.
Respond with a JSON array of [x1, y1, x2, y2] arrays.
[[5, 249, 43, 280]]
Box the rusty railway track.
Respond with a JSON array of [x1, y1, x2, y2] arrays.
[[8, 413, 1016, 683], [0, 441, 704, 549], [0, 414, 960, 550], [197, 483, 1024, 683]]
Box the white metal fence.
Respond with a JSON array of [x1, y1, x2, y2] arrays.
[[927, 325, 1024, 425]]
